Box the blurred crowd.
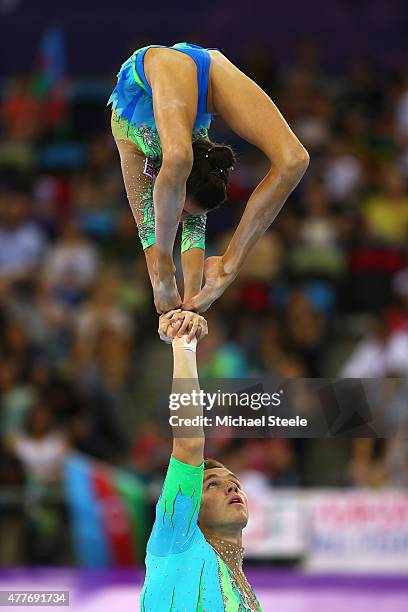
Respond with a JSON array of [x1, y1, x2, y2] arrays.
[[1, 40, 408, 564]]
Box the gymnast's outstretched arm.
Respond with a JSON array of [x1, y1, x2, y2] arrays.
[[144, 50, 199, 313], [161, 313, 208, 466], [145, 314, 208, 566], [183, 51, 310, 312]]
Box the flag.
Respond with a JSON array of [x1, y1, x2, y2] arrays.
[[32, 26, 68, 129], [32, 26, 66, 97], [64, 453, 148, 567]]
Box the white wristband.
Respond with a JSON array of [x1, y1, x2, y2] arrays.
[[172, 336, 197, 353]]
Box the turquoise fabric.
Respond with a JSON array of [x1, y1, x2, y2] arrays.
[[107, 42, 216, 136], [140, 455, 262, 611], [140, 456, 224, 610]]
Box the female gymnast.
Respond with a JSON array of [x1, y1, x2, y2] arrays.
[[108, 42, 309, 314]]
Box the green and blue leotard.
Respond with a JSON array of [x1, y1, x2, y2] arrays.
[[108, 42, 217, 253]]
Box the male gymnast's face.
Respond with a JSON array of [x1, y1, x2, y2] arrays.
[[198, 468, 249, 531]]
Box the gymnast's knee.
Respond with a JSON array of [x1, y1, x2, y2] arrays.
[[161, 144, 194, 181], [281, 142, 310, 185]]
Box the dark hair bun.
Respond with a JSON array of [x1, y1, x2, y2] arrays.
[[207, 145, 235, 172], [187, 139, 236, 212]]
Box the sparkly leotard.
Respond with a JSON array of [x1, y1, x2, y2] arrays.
[[140, 455, 263, 611], [108, 43, 216, 253]]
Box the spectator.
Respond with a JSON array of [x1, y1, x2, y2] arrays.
[[0, 360, 36, 437], [5, 401, 68, 485], [363, 167, 408, 245], [340, 314, 408, 377], [1, 76, 44, 141], [0, 190, 46, 286], [323, 139, 364, 206], [71, 267, 134, 388], [43, 216, 99, 305], [283, 289, 326, 376]]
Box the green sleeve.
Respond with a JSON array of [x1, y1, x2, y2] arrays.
[[147, 455, 204, 555], [137, 184, 206, 253], [181, 213, 207, 253]]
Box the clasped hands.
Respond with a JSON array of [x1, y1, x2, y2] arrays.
[[158, 309, 208, 344]]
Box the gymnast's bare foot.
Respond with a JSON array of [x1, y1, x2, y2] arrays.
[[153, 274, 181, 314]]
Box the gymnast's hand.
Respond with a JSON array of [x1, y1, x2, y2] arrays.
[[182, 256, 237, 313], [158, 309, 208, 344]]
